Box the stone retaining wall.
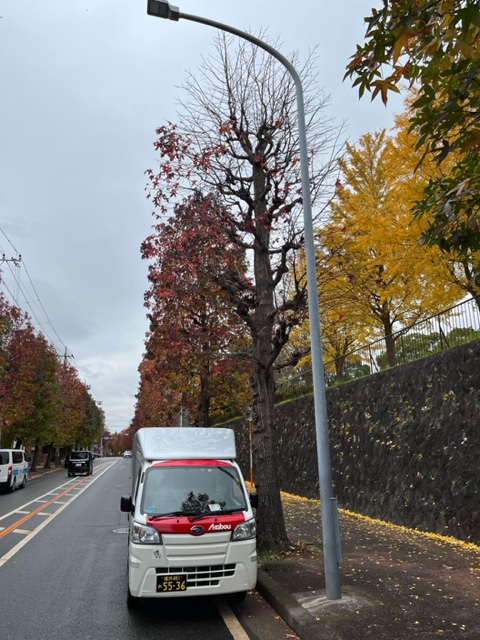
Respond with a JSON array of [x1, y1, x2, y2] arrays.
[[225, 340, 480, 544]]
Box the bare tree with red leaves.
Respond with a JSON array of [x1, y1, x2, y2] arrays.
[[144, 33, 342, 551]]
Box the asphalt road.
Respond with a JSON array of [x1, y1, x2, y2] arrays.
[[0, 458, 297, 640]]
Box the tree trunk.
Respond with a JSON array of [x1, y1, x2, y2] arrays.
[[197, 376, 211, 427], [252, 364, 289, 551], [335, 354, 346, 381], [382, 315, 397, 368], [43, 443, 54, 469], [250, 190, 289, 551], [385, 332, 396, 368], [30, 442, 40, 472]]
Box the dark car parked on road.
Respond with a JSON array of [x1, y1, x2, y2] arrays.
[[65, 451, 94, 477]]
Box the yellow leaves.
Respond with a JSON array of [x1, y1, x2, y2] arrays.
[[455, 39, 475, 59], [321, 117, 464, 341], [392, 31, 414, 65]]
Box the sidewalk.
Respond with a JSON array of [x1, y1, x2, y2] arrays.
[[28, 466, 65, 481], [256, 493, 480, 640]]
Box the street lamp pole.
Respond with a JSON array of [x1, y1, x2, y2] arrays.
[[146, 0, 341, 600]]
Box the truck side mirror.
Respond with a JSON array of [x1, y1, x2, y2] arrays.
[[120, 496, 133, 512], [249, 492, 258, 509]]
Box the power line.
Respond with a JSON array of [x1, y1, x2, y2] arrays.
[[0, 230, 68, 352], [0, 226, 101, 403], [0, 253, 66, 355]]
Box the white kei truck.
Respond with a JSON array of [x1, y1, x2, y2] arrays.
[[120, 427, 257, 607]]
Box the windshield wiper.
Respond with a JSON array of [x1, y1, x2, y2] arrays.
[[148, 511, 198, 520], [190, 507, 246, 521]]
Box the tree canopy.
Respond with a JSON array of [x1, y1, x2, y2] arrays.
[[139, 191, 251, 427], [286, 102, 471, 380], [319, 127, 461, 367], [345, 0, 480, 258], [0, 293, 104, 454]]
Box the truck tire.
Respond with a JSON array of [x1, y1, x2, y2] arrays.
[[127, 586, 139, 609], [227, 591, 247, 604]]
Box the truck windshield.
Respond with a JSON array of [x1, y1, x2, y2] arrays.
[[141, 464, 248, 516]]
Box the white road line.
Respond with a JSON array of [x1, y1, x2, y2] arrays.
[[13, 528, 32, 535], [214, 597, 250, 640], [0, 461, 119, 568], [0, 466, 114, 522]]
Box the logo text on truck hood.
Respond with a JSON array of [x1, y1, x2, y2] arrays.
[[208, 523, 232, 531]]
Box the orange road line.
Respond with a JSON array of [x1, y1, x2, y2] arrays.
[[0, 476, 89, 539]]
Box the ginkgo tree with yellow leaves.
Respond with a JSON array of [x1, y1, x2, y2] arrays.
[[289, 246, 371, 381], [316, 127, 462, 368]]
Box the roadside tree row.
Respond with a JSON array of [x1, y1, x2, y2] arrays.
[[0, 293, 104, 469]]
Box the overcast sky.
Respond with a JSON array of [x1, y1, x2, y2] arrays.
[[0, 0, 403, 433]]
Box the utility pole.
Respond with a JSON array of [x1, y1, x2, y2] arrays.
[[179, 407, 189, 427], [63, 347, 74, 367], [0, 255, 22, 301], [0, 254, 22, 267]]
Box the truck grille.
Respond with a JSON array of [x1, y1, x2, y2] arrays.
[[155, 564, 236, 587]]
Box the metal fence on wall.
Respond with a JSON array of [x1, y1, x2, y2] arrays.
[[275, 295, 480, 402]]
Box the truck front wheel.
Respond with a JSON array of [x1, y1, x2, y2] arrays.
[[227, 591, 247, 604], [126, 586, 139, 609]]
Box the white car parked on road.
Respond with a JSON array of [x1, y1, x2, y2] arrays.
[[0, 449, 29, 492]]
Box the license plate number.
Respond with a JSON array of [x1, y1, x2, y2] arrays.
[[157, 574, 187, 592], [75, 463, 81, 466]]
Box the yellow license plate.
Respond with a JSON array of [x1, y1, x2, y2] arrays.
[[157, 574, 187, 592]]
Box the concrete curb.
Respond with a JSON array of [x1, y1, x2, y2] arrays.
[[28, 467, 65, 481], [256, 568, 336, 640]]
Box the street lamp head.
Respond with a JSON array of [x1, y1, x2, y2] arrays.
[[147, 0, 180, 21]]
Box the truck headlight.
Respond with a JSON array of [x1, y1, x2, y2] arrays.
[[232, 518, 256, 541], [131, 522, 162, 544]]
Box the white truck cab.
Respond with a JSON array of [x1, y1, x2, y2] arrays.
[[120, 427, 257, 607]]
